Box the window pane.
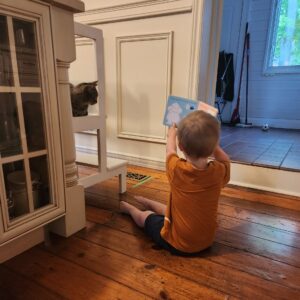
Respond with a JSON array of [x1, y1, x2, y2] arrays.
[[0, 93, 22, 157], [0, 15, 14, 86], [3, 160, 29, 219], [13, 18, 40, 87], [272, 0, 300, 66], [22, 93, 46, 152], [29, 155, 51, 209]]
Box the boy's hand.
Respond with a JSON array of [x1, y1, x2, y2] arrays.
[[167, 123, 177, 137]]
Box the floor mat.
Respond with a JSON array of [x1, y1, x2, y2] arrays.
[[126, 172, 153, 188]]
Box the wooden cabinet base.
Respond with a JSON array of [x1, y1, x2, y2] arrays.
[[0, 227, 44, 263], [49, 185, 86, 237]]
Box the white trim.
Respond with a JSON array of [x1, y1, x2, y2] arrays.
[[263, 0, 300, 75], [240, 117, 300, 130], [187, 0, 204, 98], [76, 145, 165, 171], [229, 0, 250, 116], [33, 0, 84, 13], [116, 32, 172, 143], [108, 151, 165, 170], [230, 163, 300, 197], [75, 0, 193, 25], [197, 0, 223, 104]]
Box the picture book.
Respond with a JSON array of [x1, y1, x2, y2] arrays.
[[163, 95, 218, 126]]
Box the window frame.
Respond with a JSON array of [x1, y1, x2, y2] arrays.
[[263, 0, 300, 75]]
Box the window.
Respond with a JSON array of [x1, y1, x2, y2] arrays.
[[264, 0, 300, 74]]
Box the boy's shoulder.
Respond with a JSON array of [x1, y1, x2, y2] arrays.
[[208, 159, 230, 173]]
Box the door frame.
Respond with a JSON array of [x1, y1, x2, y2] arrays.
[[198, 0, 300, 197]]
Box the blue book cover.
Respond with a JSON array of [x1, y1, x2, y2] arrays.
[[163, 95, 198, 126]]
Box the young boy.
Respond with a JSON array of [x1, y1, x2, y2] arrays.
[[120, 110, 230, 256]]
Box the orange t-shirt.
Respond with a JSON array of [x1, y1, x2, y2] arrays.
[[160, 153, 230, 253]]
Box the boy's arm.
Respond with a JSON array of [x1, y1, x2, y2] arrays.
[[166, 124, 177, 157], [213, 145, 230, 185], [212, 145, 230, 162]]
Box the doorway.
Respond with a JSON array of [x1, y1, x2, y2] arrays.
[[217, 0, 300, 172]]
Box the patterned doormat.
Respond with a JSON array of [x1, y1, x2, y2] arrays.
[[126, 172, 150, 181], [126, 172, 152, 188]]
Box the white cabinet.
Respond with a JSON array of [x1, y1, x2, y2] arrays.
[[0, 0, 85, 261]]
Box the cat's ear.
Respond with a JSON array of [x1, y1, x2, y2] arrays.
[[91, 81, 98, 86]]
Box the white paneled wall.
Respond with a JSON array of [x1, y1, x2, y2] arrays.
[[73, 0, 208, 169]]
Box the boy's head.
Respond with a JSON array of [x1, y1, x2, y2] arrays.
[[177, 110, 220, 159]]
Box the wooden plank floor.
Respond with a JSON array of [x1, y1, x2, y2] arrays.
[[1, 165, 300, 299]]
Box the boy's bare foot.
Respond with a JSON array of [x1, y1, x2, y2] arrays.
[[120, 201, 131, 214]]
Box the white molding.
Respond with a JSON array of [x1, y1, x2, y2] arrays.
[[197, 0, 223, 103], [108, 150, 165, 170], [187, 0, 202, 98], [116, 32, 172, 143], [35, 0, 84, 12], [76, 145, 165, 170], [239, 117, 300, 130], [230, 163, 300, 197], [75, 37, 94, 46], [229, 0, 250, 116], [75, 0, 193, 24]]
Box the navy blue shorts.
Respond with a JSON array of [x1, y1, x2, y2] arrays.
[[144, 213, 201, 256]]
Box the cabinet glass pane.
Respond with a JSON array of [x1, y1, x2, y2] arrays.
[[0, 15, 14, 86], [3, 160, 29, 219], [13, 18, 40, 87], [29, 155, 50, 209], [0, 93, 22, 157], [22, 93, 45, 152]]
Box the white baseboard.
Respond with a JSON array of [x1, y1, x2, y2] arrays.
[[230, 163, 300, 197], [239, 117, 300, 130], [108, 151, 165, 170], [76, 145, 165, 170], [76, 145, 300, 197]]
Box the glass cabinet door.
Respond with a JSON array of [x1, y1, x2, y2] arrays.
[[0, 13, 52, 224]]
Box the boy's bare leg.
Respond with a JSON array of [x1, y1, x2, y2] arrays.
[[134, 196, 166, 215], [120, 201, 153, 228]]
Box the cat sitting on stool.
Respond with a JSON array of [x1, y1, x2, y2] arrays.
[[70, 81, 98, 117]]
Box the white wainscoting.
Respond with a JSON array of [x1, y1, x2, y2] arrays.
[[116, 32, 173, 143]]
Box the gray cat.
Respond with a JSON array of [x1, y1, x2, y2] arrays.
[[70, 81, 98, 117]]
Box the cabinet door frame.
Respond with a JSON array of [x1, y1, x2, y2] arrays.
[[0, 0, 65, 244]]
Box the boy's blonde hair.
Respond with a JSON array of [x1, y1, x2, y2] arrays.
[[177, 110, 220, 158]]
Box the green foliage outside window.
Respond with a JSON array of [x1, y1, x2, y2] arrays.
[[272, 0, 300, 66]]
